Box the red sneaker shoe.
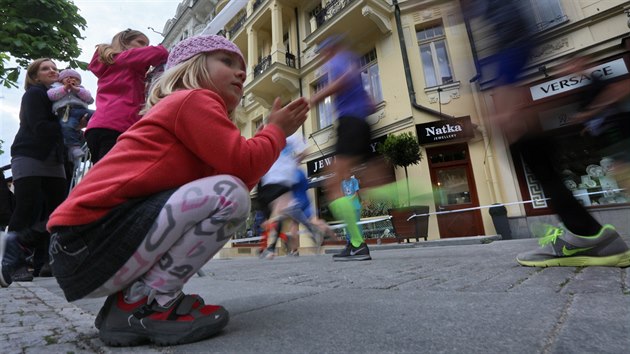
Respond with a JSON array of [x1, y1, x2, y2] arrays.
[[96, 291, 229, 346]]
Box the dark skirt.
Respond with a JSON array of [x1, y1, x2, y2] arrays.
[[49, 189, 175, 301]]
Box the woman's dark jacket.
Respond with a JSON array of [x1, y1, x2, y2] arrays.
[[11, 84, 64, 162]]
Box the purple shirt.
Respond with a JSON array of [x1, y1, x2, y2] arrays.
[[327, 50, 374, 119]]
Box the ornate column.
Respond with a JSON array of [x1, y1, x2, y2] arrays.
[[247, 26, 258, 82], [270, 0, 284, 63]]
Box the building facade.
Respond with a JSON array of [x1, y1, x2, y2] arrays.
[[160, 0, 630, 250], [462, 0, 630, 237]]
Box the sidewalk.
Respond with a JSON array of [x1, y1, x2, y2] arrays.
[[2, 237, 629, 353]]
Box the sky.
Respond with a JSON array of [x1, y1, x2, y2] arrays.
[[0, 0, 181, 170]]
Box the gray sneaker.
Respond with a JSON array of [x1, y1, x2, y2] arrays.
[[517, 224, 630, 267], [0, 231, 33, 287], [333, 242, 371, 262]]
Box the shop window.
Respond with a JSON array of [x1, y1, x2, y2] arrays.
[[359, 48, 383, 104], [417, 24, 454, 88], [526, 129, 629, 207], [313, 77, 334, 129]]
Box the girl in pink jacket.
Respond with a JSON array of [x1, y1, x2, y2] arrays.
[[86, 29, 168, 163]]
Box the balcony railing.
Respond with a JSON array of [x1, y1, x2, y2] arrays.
[[227, 13, 247, 37], [252, 0, 264, 13], [253, 55, 272, 78], [314, 0, 356, 27], [253, 52, 296, 78], [285, 52, 296, 68]]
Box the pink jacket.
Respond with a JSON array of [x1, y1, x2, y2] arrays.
[[87, 45, 168, 133]]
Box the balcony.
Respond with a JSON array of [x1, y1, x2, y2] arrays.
[[304, 0, 391, 51], [227, 13, 247, 38], [314, 0, 356, 27], [245, 52, 300, 106], [252, 0, 265, 13], [253, 55, 272, 78]]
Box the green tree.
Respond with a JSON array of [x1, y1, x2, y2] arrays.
[[0, 0, 87, 88], [378, 132, 422, 206]]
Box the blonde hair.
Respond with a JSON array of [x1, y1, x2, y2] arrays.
[[143, 52, 241, 115], [96, 29, 148, 65], [24, 58, 55, 90]]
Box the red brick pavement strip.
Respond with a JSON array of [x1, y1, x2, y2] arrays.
[[0, 281, 166, 354]]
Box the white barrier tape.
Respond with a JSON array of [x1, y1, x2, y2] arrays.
[[328, 216, 392, 230], [232, 216, 393, 242], [230, 236, 263, 244], [407, 188, 626, 221]]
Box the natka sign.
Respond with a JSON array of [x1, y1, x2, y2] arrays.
[[415, 116, 473, 144]]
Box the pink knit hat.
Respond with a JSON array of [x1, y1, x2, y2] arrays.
[[58, 68, 81, 82], [166, 35, 246, 71]]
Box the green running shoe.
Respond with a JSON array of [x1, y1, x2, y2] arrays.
[[516, 224, 630, 267]]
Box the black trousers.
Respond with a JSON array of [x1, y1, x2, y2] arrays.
[[85, 128, 122, 164], [9, 176, 67, 270], [513, 133, 601, 236]]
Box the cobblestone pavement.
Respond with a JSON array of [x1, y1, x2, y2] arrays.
[[0, 281, 167, 354], [2, 237, 629, 353]]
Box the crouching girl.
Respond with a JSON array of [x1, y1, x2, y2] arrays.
[[46, 35, 308, 346]]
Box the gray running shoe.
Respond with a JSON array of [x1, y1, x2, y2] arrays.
[[0, 231, 33, 287], [11, 266, 34, 282], [333, 242, 371, 262], [97, 291, 229, 346], [259, 249, 275, 260], [517, 224, 630, 267]]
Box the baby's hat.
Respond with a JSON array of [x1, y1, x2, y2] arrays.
[[166, 35, 245, 71], [58, 68, 81, 82]]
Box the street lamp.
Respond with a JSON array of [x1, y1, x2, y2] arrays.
[[147, 27, 163, 36]]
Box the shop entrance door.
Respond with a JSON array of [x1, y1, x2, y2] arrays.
[[427, 144, 485, 238]]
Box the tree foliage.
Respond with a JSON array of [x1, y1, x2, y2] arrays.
[[0, 0, 87, 88], [378, 132, 422, 205], [378, 132, 422, 170]]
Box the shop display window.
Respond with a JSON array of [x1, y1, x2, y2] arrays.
[[548, 130, 628, 206]]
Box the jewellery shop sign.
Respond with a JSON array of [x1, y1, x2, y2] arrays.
[[416, 116, 473, 145], [307, 135, 387, 177]]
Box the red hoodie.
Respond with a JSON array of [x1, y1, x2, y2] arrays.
[[87, 45, 168, 134]]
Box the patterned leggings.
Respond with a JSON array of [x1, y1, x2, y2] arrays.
[[88, 175, 250, 304]]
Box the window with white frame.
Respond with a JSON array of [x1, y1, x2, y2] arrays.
[[359, 49, 383, 104], [314, 77, 334, 129], [253, 117, 263, 136], [417, 24, 454, 88], [525, 0, 566, 31]]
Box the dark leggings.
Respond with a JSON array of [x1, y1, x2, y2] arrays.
[[514, 133, 601, 236], [9, 176, 68, 269], [85, 128, 122, 164]]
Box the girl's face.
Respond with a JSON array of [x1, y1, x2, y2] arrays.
[[205, 51, 246, 112], [62, 76, 80, 86], [127, 35, 149, 48], [36, 61, 58, 87]]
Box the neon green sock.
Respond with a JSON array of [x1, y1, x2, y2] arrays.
[[329, 197, 364, 247], [362, 181, 399, 203], [363, 179, 433, 206]]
